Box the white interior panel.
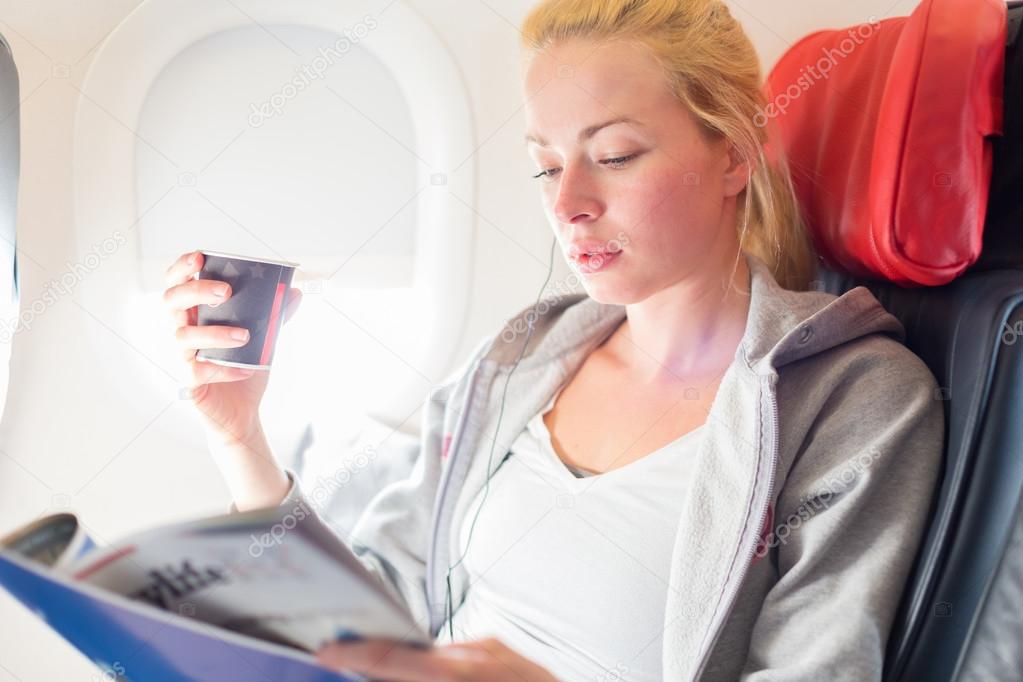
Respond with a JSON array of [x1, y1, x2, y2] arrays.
[[134, 23, 417, 287], [72, 0, 477, 434]]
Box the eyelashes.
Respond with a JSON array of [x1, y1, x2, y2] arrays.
[[601, 153, 639, 169], [531, 153, 640, 180]]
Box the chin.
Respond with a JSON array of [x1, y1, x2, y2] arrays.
[[578, 278, 646, 306]]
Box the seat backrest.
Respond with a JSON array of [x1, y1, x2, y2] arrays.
[[973, 0, 1023, 272], [816, 264, 1023, 681], [810, 4, 1023, 679], [765, 0, 1006, 286]]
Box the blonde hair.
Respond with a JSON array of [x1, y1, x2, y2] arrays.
[[521, 0, 818, 291]]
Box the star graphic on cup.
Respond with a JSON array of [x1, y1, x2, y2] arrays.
[[222, 261, 242, 279]]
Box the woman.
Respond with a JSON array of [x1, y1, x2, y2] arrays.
[[163, 1, 945, 680]]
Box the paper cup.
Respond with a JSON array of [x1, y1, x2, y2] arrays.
[[195, 251, 298, 370]]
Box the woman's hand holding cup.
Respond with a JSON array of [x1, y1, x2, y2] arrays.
[[163, 249, 302, 448]]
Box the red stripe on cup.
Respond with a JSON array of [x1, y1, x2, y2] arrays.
[[259, 283, 287, 366]]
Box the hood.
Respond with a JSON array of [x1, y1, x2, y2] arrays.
[[480, 250, 906, 375]]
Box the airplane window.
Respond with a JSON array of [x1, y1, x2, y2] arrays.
[[67, 0, 475, 511], [134, 23, 417, 287], [132, 24, 432, 453]]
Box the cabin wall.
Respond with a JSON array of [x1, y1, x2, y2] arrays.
[[0, 1, 913, 679]]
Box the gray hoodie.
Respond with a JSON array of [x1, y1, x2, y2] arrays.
[[271, 250, 945, 681]]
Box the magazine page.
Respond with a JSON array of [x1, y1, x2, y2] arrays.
[[62, 504, 432, 653], [0, 513, 96, 572]]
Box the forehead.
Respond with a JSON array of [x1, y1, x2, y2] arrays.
[[522, 38, 678, 132]]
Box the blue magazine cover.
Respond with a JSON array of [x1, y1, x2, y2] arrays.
[[0, 507, 431, 681], [0, 549, 360, 681]]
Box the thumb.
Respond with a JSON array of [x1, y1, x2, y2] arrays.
[[282, 287, 302, 324]]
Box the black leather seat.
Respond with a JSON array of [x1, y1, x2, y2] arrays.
[[816, 265, 1023, 681], [814, 6, 1023, 680]]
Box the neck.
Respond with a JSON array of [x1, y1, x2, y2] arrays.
[[607, 249, 752, 384]]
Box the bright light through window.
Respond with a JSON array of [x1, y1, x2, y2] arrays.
[[133, 22, 429, 446]]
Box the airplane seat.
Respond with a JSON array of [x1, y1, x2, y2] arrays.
[[770, 0, 1023, 679]]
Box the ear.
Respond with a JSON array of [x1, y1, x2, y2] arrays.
[[721, 143, 754, 198]]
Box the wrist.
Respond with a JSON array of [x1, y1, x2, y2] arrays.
[[207, 423, 291, 511], [205, 418, 266, 452]]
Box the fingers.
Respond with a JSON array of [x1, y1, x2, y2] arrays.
[[164, 277, 232, 333], [162, 250, 219, 331], [313, 637, 554, 682], [443, 637, 517, 663], [316, 641, 465, 682], [164, 250, 204, 289], [186, 357, 257, 389], [164, 252, 303, 331], [176, 324, 250, 356], [438, 638, 557, 680], [164, 252, 294, 394], [164, 277, 232, 312]]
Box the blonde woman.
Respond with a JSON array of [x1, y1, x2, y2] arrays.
[[163, 1, 944, 679]]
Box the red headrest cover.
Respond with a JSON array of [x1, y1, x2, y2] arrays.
[[763, 0, 1007, 286]]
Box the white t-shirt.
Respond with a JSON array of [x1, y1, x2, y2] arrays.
[[435, 388, 704, 681]]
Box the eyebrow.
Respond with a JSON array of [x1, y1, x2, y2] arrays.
[[524, 116, 641, 147]]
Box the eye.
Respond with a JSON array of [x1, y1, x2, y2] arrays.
[[531, 153, 640, 180], [600, 153, 638, 168]]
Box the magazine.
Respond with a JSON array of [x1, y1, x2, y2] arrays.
[[0, 504, 431, 655]]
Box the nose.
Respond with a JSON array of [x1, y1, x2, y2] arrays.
[[552, 163, 603, 225]]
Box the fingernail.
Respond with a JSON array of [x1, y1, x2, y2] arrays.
[[213, 283, 229, 297], [231, 329, 249, 341]]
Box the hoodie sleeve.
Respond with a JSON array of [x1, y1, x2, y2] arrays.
[[225, 332, 495, 635], [740, 342, 946, 680]]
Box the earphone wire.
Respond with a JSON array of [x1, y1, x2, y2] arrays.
[[444, 234, 559, 641]]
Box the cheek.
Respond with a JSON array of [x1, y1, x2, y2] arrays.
[[616, 168, 721, 253]]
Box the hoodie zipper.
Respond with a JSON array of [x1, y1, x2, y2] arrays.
[[425, 356, 488, 635], [692, 374, 779, 679]]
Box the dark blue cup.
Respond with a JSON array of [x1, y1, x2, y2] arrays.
[[196, 251, 298, 370]]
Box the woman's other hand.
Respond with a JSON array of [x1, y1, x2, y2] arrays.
[[315, 637, 560, 682]]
